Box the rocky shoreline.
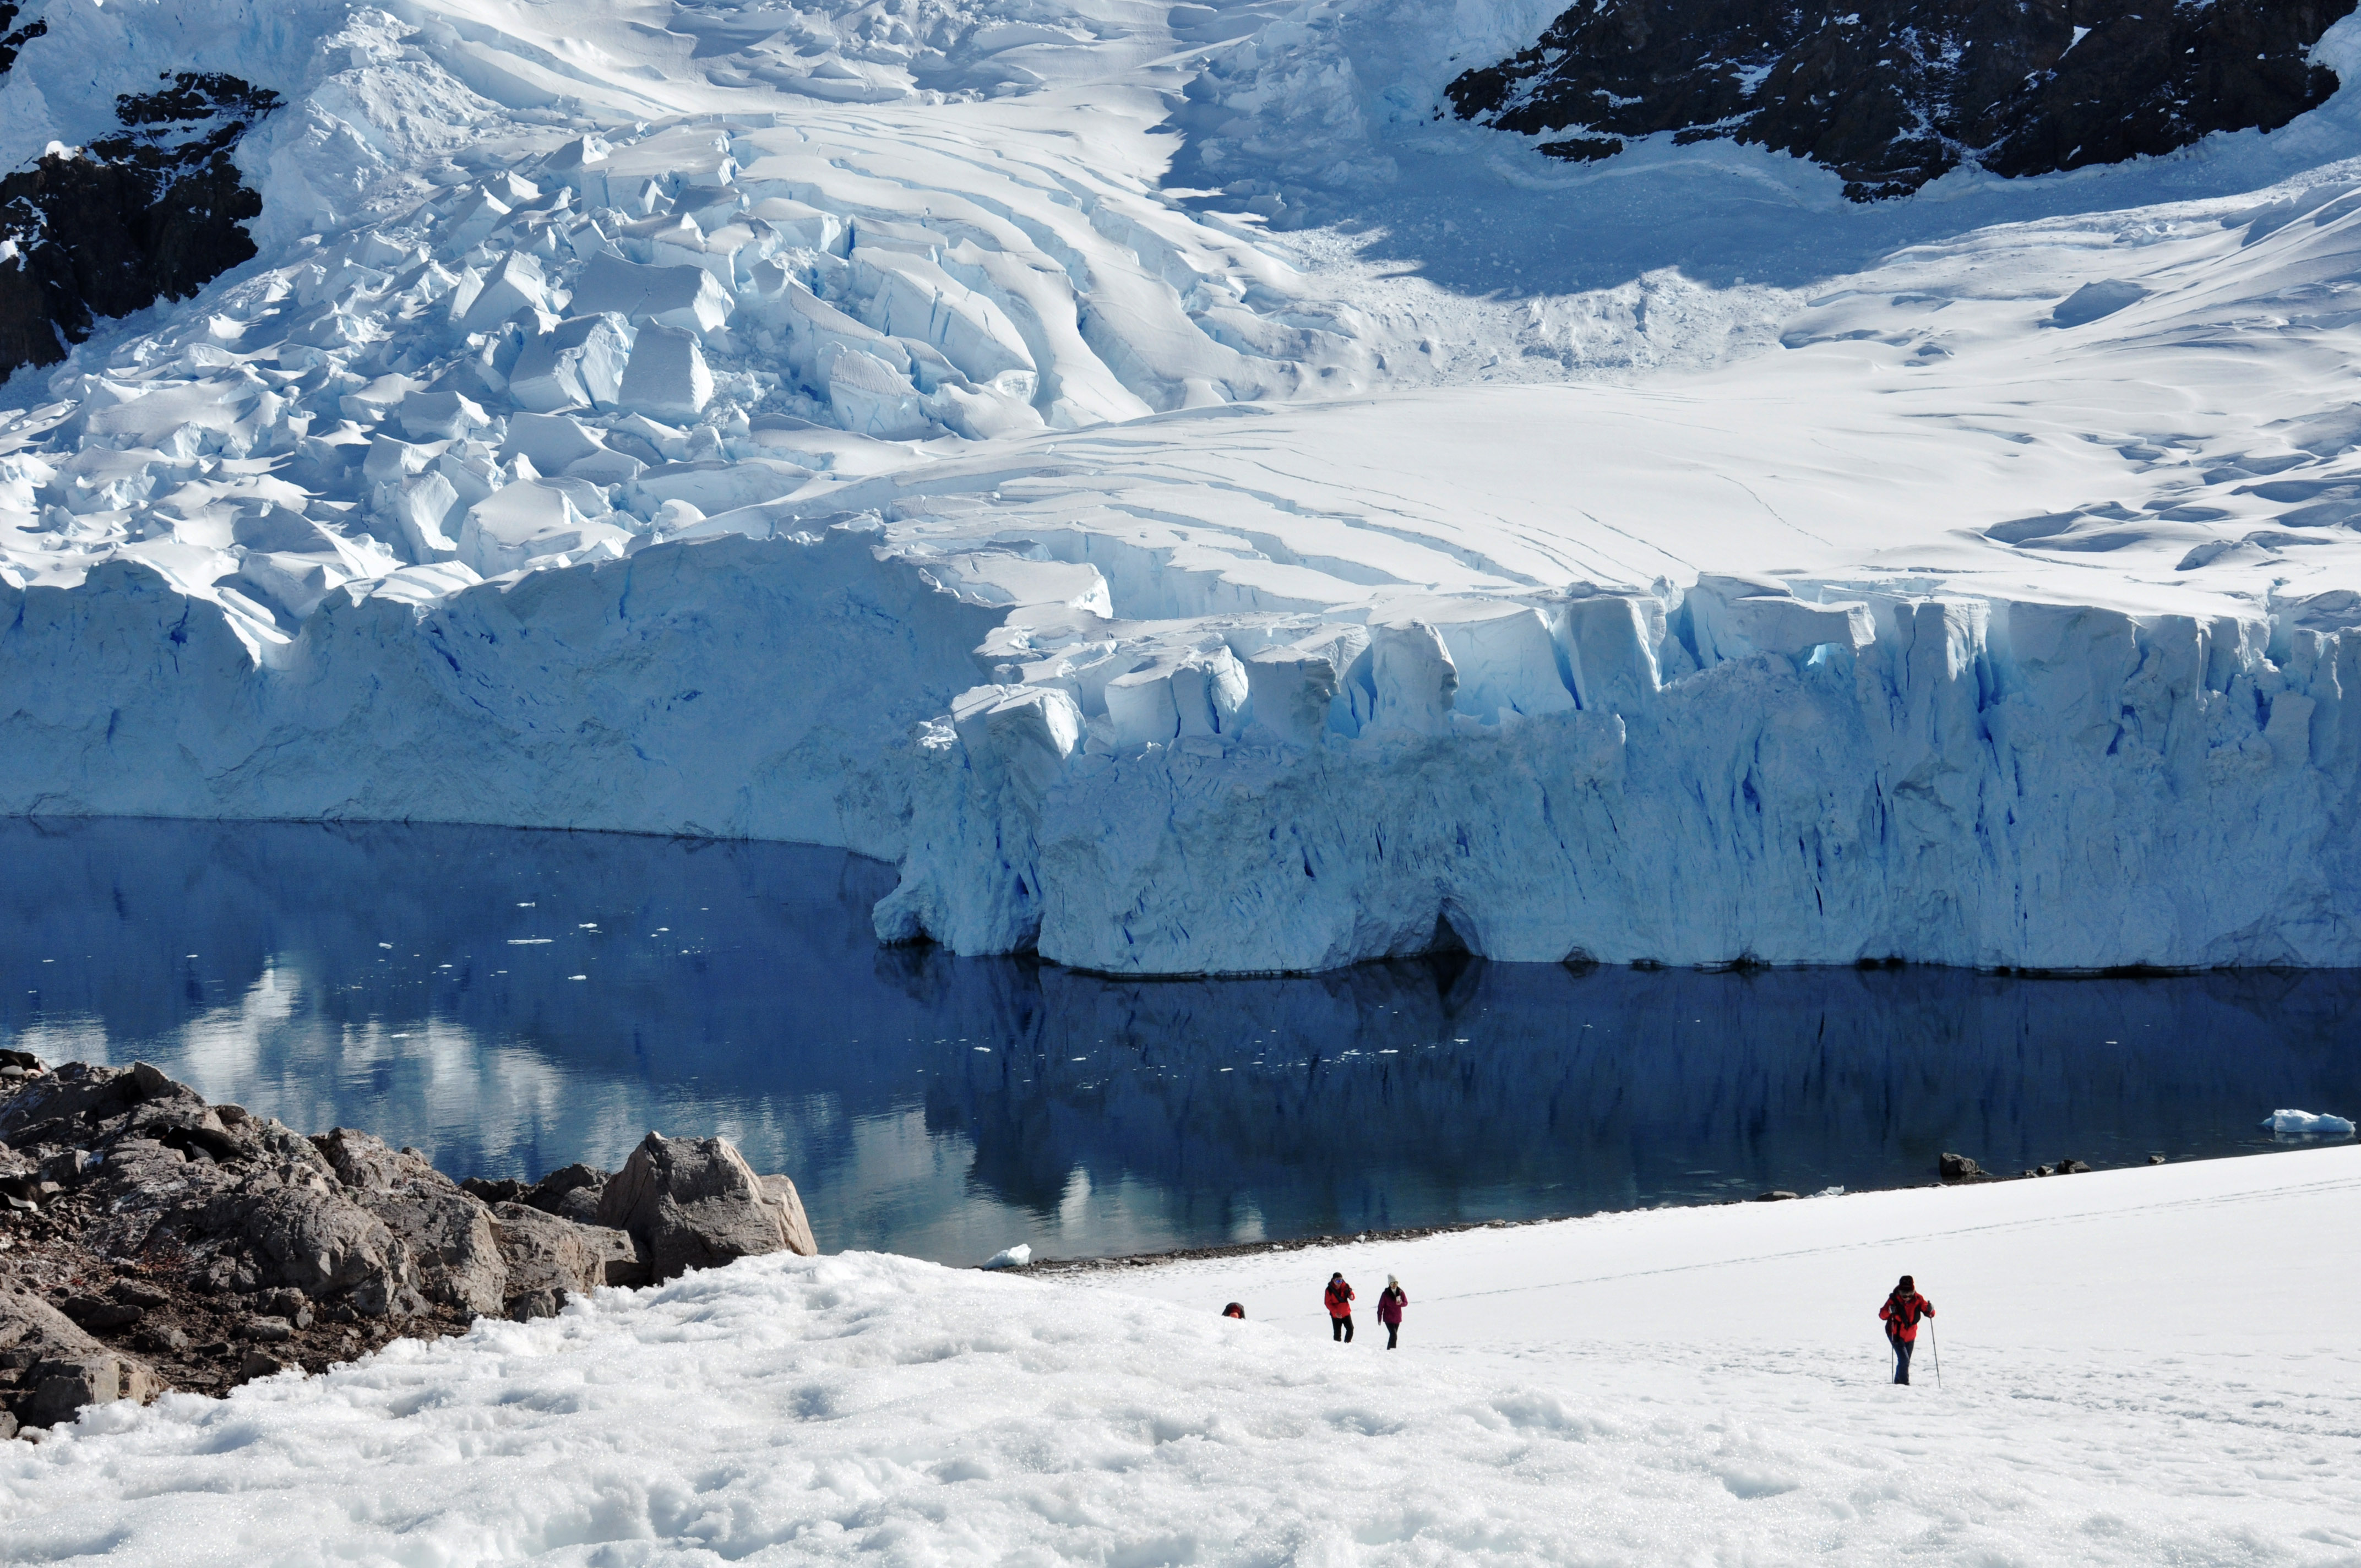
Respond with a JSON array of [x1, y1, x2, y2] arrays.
[[0, 1052, 814, 1437]]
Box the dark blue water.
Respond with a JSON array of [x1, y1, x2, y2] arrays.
[[2, 817, 2355, 1264]]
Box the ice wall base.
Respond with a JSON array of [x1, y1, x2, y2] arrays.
[[883, 592, 2361, 973], [0, 526, 997, 859]]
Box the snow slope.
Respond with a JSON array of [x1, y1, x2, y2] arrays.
[[3, 1145, 2354, 1563], [13, 0, 2361, 967]]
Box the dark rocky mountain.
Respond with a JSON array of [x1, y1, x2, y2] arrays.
[[0, 2, 45, 75], [1446, 0, 2358, 201], [0, 69, 279, 378]]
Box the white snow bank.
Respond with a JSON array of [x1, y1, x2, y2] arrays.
[[2263, 1108, 2357, 1135], [4, 1146, 2355, 1564]]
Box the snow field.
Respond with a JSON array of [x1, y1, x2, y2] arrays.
[[1, 1145, 2354, 1564]]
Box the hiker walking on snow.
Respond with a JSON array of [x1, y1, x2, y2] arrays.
[[1879, 1274, 1935, 1385], [1325, 1271, 1356, 1342], [1377, 1275, 1407, 1349]]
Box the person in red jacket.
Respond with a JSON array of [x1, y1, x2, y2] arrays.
[[1879, 1274, 1935, 1385], [1377, 1275, 1407, 1349], [1324, 1272, 1355, 1342]]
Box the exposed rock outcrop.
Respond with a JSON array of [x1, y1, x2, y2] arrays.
[[0, 70, 279, 377], [1939, 1152, 1994, 1184], [597, 1133, 818, 1283], [490, 1202, 648, 1320], [0, 1058, 815, 1432], [1446, 0, 2357, 200]]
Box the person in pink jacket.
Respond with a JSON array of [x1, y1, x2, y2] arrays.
[[1377, 1274, 1407, 1349]]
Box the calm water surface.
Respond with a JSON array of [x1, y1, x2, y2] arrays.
[[2, 818, 2355, 1265]]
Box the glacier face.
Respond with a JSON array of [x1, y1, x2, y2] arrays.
[[885, 580, 2361, 971], [10, 0, 2361, 972]]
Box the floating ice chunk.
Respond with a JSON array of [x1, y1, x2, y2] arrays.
[[981, 1244, 1032, 1270], [458, 481, 631, 576], [1684, 574, 1875, 665], [570, 253, 733, 335], [460, 251, 552, 332], [617, 326, 715, 423], [825, 349, 931, 439], [2261, 1109, 2355, 1135], [399, 390, 492, 443], [509, 313, 635, 413]]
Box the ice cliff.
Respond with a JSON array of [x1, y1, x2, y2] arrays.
[[879, 577, 2361, 970], [10, 0, 2361, 973]]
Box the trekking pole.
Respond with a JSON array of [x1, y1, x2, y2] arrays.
[[1930, 1321, 1941, 1389]]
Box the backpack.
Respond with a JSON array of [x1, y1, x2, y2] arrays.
[[1886, 1291, 1921, 1329]]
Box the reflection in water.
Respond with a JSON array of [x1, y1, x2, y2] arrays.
[[3, 818, 2357, 1264]]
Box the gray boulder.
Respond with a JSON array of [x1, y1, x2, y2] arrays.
[[315, 1130, 507, 1316], [2, 1288, 159, 1429], [215, 1170, 423, 1317], [521, 1163, 610, 1225], [596, 1133, 817, 1283], [489, 1202, 646, 1319]]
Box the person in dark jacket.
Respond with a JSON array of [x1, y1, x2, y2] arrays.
[[1324, 1272, 1355, 1342], [1222, 1302, 1244, 1319], [1377, 1275, 1407, 1349], [1879, 1274, 1935, 1384]]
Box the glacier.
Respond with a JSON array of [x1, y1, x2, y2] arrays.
[[11, 0, 2361, 971]]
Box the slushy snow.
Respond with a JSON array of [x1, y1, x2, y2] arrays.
[[2, 1146, 2355, 1563], [13, 0, 2361, 968]]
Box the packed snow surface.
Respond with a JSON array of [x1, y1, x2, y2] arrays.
[[2, 1145, 2355, 1563], [16, 0, 2361, 967]]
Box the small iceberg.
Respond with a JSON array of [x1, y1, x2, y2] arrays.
[[982, 1243, 1034, 1270], [2261, 1109, 2356, 1136]]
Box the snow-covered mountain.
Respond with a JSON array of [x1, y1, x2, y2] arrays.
[[9, 0, 2361, 972]]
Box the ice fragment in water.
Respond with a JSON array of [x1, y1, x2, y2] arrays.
[[2261, 1109, 2355, 1135]]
